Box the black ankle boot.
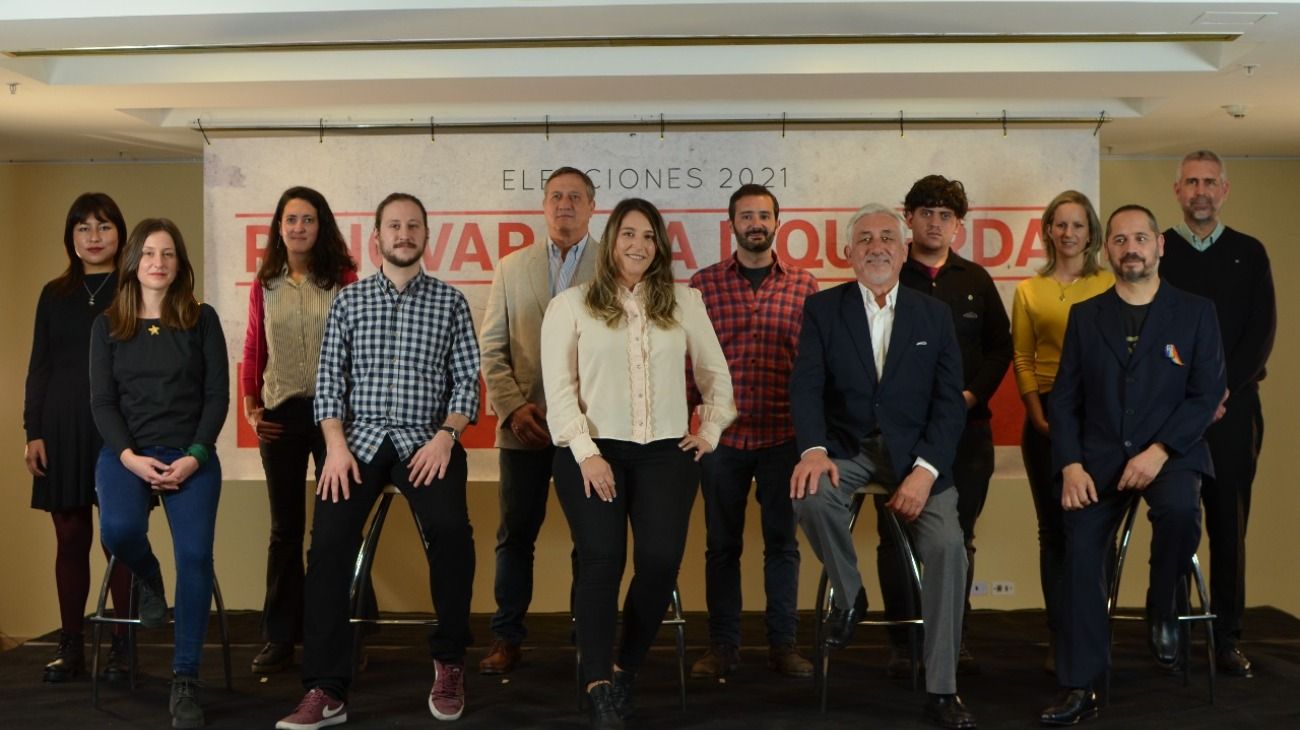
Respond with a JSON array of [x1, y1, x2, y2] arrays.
[[170, 673, 205, 728], [587, 682, 624, 730], [137, 572, 168, 629], [610, 669, 635, 719], [103, 632, 131, 680], [43, 631, 84, 683]]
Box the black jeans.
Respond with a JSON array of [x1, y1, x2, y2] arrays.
[[490, 445, 562, 644], [699, 441, 801, 647], [1201, 386, 1263, 649], [878, 421, 993, 645], [555, 439, 698, 684], [301, 437, 474, 700]]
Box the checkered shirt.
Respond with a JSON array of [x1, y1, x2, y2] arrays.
[[688, 254, 819, 449], [314, 270, 481, 463]]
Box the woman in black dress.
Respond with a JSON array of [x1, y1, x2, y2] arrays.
[[23, 193, 134, 682]]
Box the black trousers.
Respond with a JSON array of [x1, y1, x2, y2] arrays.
[[1201, 386, 1263, 649], [554, 439, 698, 684], [1057, 468, 1201, 689], [1021, 391, 1065, 635], [257, 398, 325, 644], [301, 437, 474, 700], [489, 445, 565, 644], [257, 397, 376, 644], [878, 421, 993, 643]]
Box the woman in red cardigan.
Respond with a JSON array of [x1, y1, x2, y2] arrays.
[[242, 186, 357, 674]]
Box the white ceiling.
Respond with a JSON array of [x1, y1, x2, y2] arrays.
[[1, 1, 1297, 162]]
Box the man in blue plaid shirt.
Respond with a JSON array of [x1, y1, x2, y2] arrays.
[[278, 193, 481, 730]]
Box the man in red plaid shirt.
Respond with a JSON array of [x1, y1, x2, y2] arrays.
[[688, 184, 819, 679]]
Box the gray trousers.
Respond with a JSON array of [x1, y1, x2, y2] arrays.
[[793, 448, 967, 694]]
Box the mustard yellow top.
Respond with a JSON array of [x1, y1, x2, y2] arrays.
[[1011, 270, 1116, 395]]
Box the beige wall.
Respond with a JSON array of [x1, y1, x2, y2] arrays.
[[1, 158, 1294, 644]]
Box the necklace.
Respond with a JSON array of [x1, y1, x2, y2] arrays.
[[1053, 274, 1081, 302], [82, 274, 112, 306]]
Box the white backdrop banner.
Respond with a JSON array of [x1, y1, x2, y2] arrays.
[[204, 129, 1098, 480]]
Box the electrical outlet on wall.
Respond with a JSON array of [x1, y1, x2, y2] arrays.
[[991, 581, 1015, 596]]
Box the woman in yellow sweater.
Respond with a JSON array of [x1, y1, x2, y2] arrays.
[[1011, 190, 1114, 670]]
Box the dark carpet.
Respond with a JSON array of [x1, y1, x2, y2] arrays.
[[4, 608, 1299, 728]]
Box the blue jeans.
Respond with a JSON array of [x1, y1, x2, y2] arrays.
[[699, 441, 801, 647], [96, 446, 222, 677]]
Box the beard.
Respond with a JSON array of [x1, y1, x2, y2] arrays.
[[1184, 196, 1217, 222], [733, 224, 775, 254], [1113, 254, 1155, 283], [381, 241, 424, 267]]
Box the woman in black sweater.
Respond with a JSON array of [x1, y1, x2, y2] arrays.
[[90, 218, 228, 730], [23, 193, 133, 682]]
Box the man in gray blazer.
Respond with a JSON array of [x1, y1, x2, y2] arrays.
[[478, 167, 598, 673]]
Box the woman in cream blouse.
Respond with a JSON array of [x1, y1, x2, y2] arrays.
[[542, 197, 735, 729], [1011, 190, 1114, 669]]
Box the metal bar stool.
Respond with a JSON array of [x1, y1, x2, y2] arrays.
[[814, 482, 925, 713], [88, 554, 232, 708], [348, 484, 438, 676], [574, 584, 688, 712], [1104, 495, 1216, 704]]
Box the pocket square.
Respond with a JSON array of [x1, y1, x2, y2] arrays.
[[916, 340, 928, 346], [1164, 344, 1184, 366]]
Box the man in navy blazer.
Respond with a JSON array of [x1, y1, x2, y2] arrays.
[[1041, 205, 1225, 726], [790, 203, 972, 729]]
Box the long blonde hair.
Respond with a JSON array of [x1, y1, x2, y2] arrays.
[[584, 198, 678, 329], [1038, 190, 1103, 277]]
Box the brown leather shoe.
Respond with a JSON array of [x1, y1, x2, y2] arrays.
[[768, 644, 813, 678], [479, 639, 522, 674], [690, 643, 740, 678]]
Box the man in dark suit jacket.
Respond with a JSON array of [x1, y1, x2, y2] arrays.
[[790, 203, 972, 729], [1041, 205, 1225, 726]]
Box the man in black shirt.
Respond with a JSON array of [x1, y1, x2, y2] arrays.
[[1041, 205, 1224, 726], [1160, 150, 1275, 678], [881, 175, 1012, 676]]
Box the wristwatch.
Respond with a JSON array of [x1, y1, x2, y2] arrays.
[[439, 425, 460, 442]]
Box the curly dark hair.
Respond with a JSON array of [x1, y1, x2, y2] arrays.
[[257, 186, 357, 290], [903, 174, 968, 218]]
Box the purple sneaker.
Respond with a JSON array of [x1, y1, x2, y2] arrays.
[[276, 687, 347, 730], [429, 659, 465, 721]]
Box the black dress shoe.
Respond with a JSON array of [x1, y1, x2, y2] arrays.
[[924, 693, 977, 729], [824, 588, 867, 649], [1147, 613, 1180, 668], [1216, 647, 1253, 677], [251, 641, 294, 674], [1040, 688, 1099, 726]]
